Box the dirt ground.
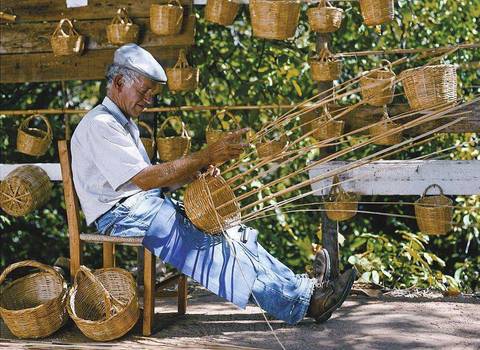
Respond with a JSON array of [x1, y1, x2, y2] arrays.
[[1, 286, 479, 350]]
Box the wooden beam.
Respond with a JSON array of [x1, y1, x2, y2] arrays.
[[1, 163, 62, 180]]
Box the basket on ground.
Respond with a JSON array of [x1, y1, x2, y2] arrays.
[[359, 0, 394, 26], [150, 0, 184, 35], [205, 0, 240, 26], [107, 8, 139, 45], [359, 60, 396, 106], [138, 121, 155, 160], [249, 0, 301, 40], [50, 18, 84, 56], [369, 109, 402, 146], [16, 114, 52, 156], [325, 176, 359, 221], [166, 49, 199, 92], [311, 105, 344, 141], [206, 110, 241, 145], [157, 116, 191, 161], [414, 184, 453, 235], [0, 260, 68, 339], [309, 46, 341, 81], [307, 0, 343, 33]]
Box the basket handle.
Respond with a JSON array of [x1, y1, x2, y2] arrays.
[[206, 110, 241, 132], [20, 114, 53, 141], [173, 49, 190, 69], [168, 0, 184, 25], [138, 121, 154, 140], [422, 184, 444, 197], [0, 260, 62, 286], [158, 115, 189, 138], [111, 8, 133, 25], [52, 18, 78, 38], [380, 59, 395, 74], [322, 105, 333, 121]]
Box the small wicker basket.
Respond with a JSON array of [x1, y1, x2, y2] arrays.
[[0, 260, 68, 339], [16, 114, 53, 157], [360, 60, 396, 107], [50, 18, 85, 56], [0, 165, 52, 217], [250, 0, 301, 40], [359, 0, 394, 26], [106, 8, 139, 45], [185, 174, 240, 235], [399, 64, 457, 110], [311, 105, 344, 141], [138, 121, 155, 160], [325, 176, 359, 221], [157, 116, 191, 161], [369, 109, 402, 146], [67, 266, 139, 341], [255, 133, 288, 161], [206, 110, 241, 145], [309, 46, 342, 82], [205, 0, 240, 26], [414, 184, 453, 235], [307, 0, 344, 33], [166, 49, 199, 92], [150, 0, 184, 35]]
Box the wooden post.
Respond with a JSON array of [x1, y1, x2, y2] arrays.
[[143, 247, 156, 336]]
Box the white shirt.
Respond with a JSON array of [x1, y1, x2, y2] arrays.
[[71, 96, 151, 225]]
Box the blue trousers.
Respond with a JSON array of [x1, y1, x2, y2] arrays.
[[95, 189, 314, 324]]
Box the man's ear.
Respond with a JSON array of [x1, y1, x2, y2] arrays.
[[113, 74, 124, 91]]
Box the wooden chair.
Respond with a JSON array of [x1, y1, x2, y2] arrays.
[[58, 140, 187, 336]]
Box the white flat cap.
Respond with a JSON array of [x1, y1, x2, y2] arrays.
[[113, 43, 167, 83]]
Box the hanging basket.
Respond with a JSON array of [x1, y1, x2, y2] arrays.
[[16, 114, 52, 157], [205, 0, 240, 26], [311, 105, 344, 141], [359, 60, 396, 107], [249, 0, 301, 40], [359, 0, 394, 26], [307, 0, 344, 33], [184, 174, 240, 235], [309, 47, 342, 81], [50, 18, 85, 56], [0, 165, 52, 217], [414, 184, 453, 235], [399, 64, 457, 111], [206, 110, 241, 145], [369, 110, 402, 146], [67, 266, 139, 341], [106, 8, 139, 45], [166, 49, 199, 92], [157, 116, 191, 161], [150, 0, 184, 35], [325, 176, 359, 221], [0, 260, 68, 339], [255, 132, 288, 161], [138, 121, 155, 160]]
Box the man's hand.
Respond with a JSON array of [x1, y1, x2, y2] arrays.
[[204, 128, 250, 165]]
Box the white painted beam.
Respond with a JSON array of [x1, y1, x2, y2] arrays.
[[0, 163, 62, 181]]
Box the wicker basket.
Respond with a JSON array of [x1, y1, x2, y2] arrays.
[[0, 165, 52, 217], [0, 260, 68, 339], [250, 0, 301, 40], [157, 116, 191, 161], [359, 0, 394, 26], [414, 184, 453, 235], [369, 110, 402, 146], [325, 176, 359, 221], [309, 47, 342, 81], [107, 8, 139, 45], [50, 18, 84, 56], [256, 134, 288, 160], [307, 0, 344, 33], [138, 121, 155, 160], [150, 0, 184, 35], [185, 174, 240, 235], [400, 64, 457, 110], [299, 108, 317, 136], [360, 60, 396, 106], [16, 114, 53, 156], [311, 106, 344, 141], [206, 110, 241, 145], [166, 49, 199, 92], [205, 0, 240, 26], [67, 266, 139, 341]]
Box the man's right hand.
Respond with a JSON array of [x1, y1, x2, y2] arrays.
[[204, 128, 250, 165]]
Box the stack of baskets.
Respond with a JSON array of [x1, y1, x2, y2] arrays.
[[369, 108, 402, 146], [249, 0, 301, 40], [106, 8, 139, 45], [17, 114, 53, 156], [307, 0, 344, 33], [359, 60, 396, 107], [325, 176, 359, 221], [166, 49, 199, 92], [150, 0, 184, 35], [311, 105, 344, 141], [206, 110, 241, 145], [205, 0, 240, 26], [359, 0, 394, 26], [309, 46, 342, 82], [414, 184, 453, 235], [50, 18, 84, 56], [157, 116, 191, 161], [138, 121, 155, 160]]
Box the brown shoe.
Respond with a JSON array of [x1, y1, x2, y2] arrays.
[[306, 268, 356, 323], [313, 248, 331, 287]]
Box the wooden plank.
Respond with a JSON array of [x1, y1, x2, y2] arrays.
[[1, 163, 61, 180], [0, 15, 196, 54], [309, 160, 480, 196]]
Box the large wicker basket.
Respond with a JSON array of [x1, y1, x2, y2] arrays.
[[67, 266, 140, 341], [309, 46, 342, 82], [400, 64, 457, 110], [107, 8, 139, 45], [369, 110, 402, 146], [138, 121, 155, 160], [185, 174, 240, 235], [359, 60, 396, 107], [311, 106, 344, 141], [250, 0, 301, 40], [206, 110, 241, 145], [0, 260, 68, 339], [17, 114, 53, 156], [205, 0, 240, 26], [150, 0, 184, 35], [166, 49, 199, 92], [325, 176, 359, 221], [307, 0, 344, 33], [359, 0, 394, 26], [157, 116, 191, 161], [414, 184, 453, 235], [50, 18, 84, 56], [0, 165, 52, 217]]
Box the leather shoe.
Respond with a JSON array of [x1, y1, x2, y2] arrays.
[[313, 248, 331, 287]]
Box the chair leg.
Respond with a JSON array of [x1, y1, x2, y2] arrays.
[[103, 242, 115, 268], [69, 240, 82, 282], [178, 274, 187, 315], [143, 248, 156, 336]]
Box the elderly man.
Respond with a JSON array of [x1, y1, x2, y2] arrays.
[[71, 43, 355, 325]]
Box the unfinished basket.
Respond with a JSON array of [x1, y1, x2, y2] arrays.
[[206, 110, 241, 145], [309, 46, 341, 81], [50, 18, 84, 56], [360, 60, 396, 106], [205, 0, 240, 26], [369, 110, 402, 146], [138, 121, 155, 160], [0, 260, 68, 339], [249, 0, 301, 40], [107, 8, 139, 45], [325, 176, 359, 221], [16, 114, 52, 156], [414, 184, 453, 235], [400, 64, 457, 110], [157, 116, 191, 161], [311, 106, 344, 141], [0, 165, 52, 217], [150, 0, 184, 35], [166, 49, 199, 92], [185, 174, 240, 235], [256, 134, 288, 161], [67, 266, 139, 341], [359, 0, 394, 26], [307, 0, 344, 33]]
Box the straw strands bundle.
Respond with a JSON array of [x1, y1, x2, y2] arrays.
[[414, 184, 453, 235], [359, 60, 396, 106], [50, 18, 84, 56], [307, 0, 344, 33], [0, 260, 68, 339], [324, 176, 359, 221], [249, 0, 301, 40], [205, 0, 240, 26], [206, 110, 241, 145], [16, 114, 53, 156], [309, 46, 342, 81], [106, 8, 139, 45], [157, 116, 191, 161], [359, 0, 394, 26], [138, 121, 155, 160], [166, 49, 199, 92], [150, 0, 184, 35]]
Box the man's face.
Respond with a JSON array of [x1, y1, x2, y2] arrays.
[[118, 75, 161, 118]]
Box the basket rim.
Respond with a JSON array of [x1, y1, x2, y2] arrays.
[[400, 64, 456, 77]]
